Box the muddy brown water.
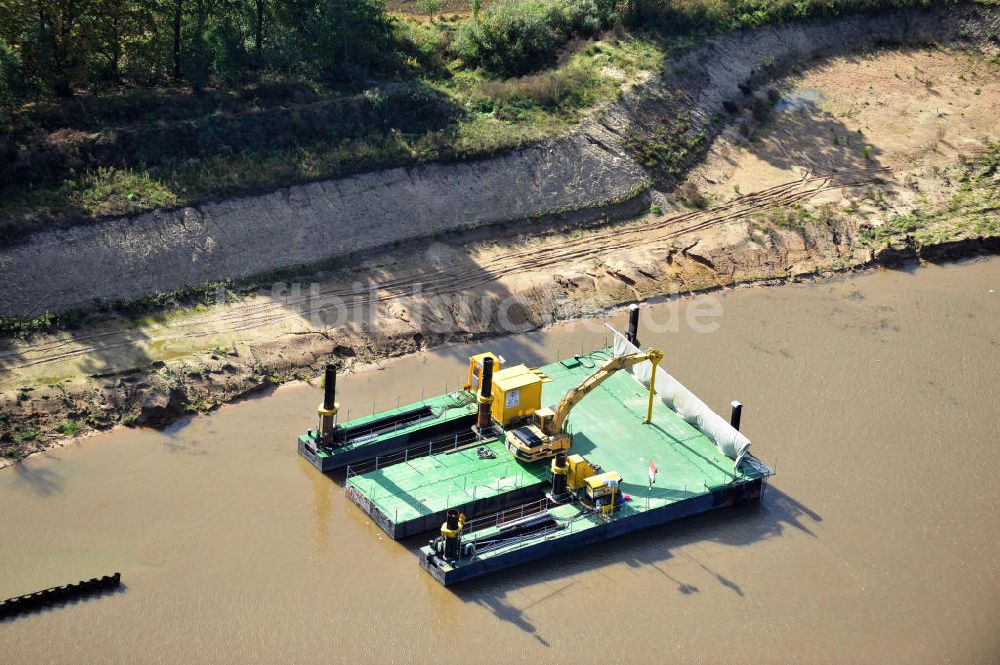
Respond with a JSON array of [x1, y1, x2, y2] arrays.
[[2, 258, 998, 664]]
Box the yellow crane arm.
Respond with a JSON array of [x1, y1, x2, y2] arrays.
[[546, 349, 664, 435]]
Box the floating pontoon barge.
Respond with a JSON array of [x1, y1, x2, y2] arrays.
[[344, 437, 552, 538], [297, 313, 772, 586], [298, 389, 480, 472]]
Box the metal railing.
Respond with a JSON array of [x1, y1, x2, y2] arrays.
[[740, 453, 775, 478], [464, 496, 551, 535], [346, 454, 539, 524], [547, 332, 614, 367], [333, 409, 436, 448], [464, 523, 566, 557], [345, 427, 488, 479], [327, 392, 476, 449]]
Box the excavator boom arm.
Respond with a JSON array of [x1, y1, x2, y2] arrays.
[[547, 349, 663, 435]]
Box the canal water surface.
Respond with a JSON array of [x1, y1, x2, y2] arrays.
[[2, 257, 998, 664]]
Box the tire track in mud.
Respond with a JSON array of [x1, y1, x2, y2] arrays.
[[2, 168, 887, 373]]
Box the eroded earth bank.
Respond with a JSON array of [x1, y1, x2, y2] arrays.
[[1, 6, 998, 462]]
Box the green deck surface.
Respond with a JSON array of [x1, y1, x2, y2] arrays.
[[543, 350, 741, 504], [352, 349, 766, 534], [348, 438, 551, 524], [298, 390, 478, 459]]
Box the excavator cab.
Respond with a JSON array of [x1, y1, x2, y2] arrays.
[[505, 407, 571, 462], [533, 407, 555, 432]]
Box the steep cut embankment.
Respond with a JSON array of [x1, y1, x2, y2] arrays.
[[0, 5, 995, 319], [2, 29, 999, 461]]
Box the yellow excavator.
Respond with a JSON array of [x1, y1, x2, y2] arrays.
[[504, 349, 664, 463]]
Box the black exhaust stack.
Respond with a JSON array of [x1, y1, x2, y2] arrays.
[[323, 364, 337, 412]]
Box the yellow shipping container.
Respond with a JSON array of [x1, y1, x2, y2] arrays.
[[490, 364, 549, 426]]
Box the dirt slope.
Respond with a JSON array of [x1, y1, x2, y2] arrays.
[[0, 5, 995, 319], [1, 10, 999, 463]]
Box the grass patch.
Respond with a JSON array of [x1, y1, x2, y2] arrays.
[[13, 429, 41, 444], [470, 66, 600, 113], [56, 421, 81, 437], [72, 168, 179, 216]]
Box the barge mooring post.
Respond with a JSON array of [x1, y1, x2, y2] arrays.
[[730, 401, 743, 431], [441, 509, 463, 561], [475, 357, 495, 434], [548, 452, 571, 504], [318, 364, 340, 440], [627, 303, 640, 347]]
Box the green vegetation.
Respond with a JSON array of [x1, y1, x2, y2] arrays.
[[457, 0, 616, 76], [625, 110, 708, 183], [859, 142, 999, 246], [749, 202, 846, 249], [0, 1, 397, 96], [0, 0, 972, 240], [749, 145, 998, 250], [56, 421, 81, 436], [418, 0, 445, 15], [627, 0, 982, 35], [0, 429, 43, 459]]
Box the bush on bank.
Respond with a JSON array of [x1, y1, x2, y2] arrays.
[[627, 0, 966, 34], [456, 0, 967, 78], [457, 0, 617, 76]]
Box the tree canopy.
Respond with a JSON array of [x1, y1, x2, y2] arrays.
[[0, 0, 397, 98]]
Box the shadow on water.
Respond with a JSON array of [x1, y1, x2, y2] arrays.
[[451, 486, 821, 640], [13, 459, 64, 495], [151, 412, 212, 455], [473, 591, 555, 647]]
